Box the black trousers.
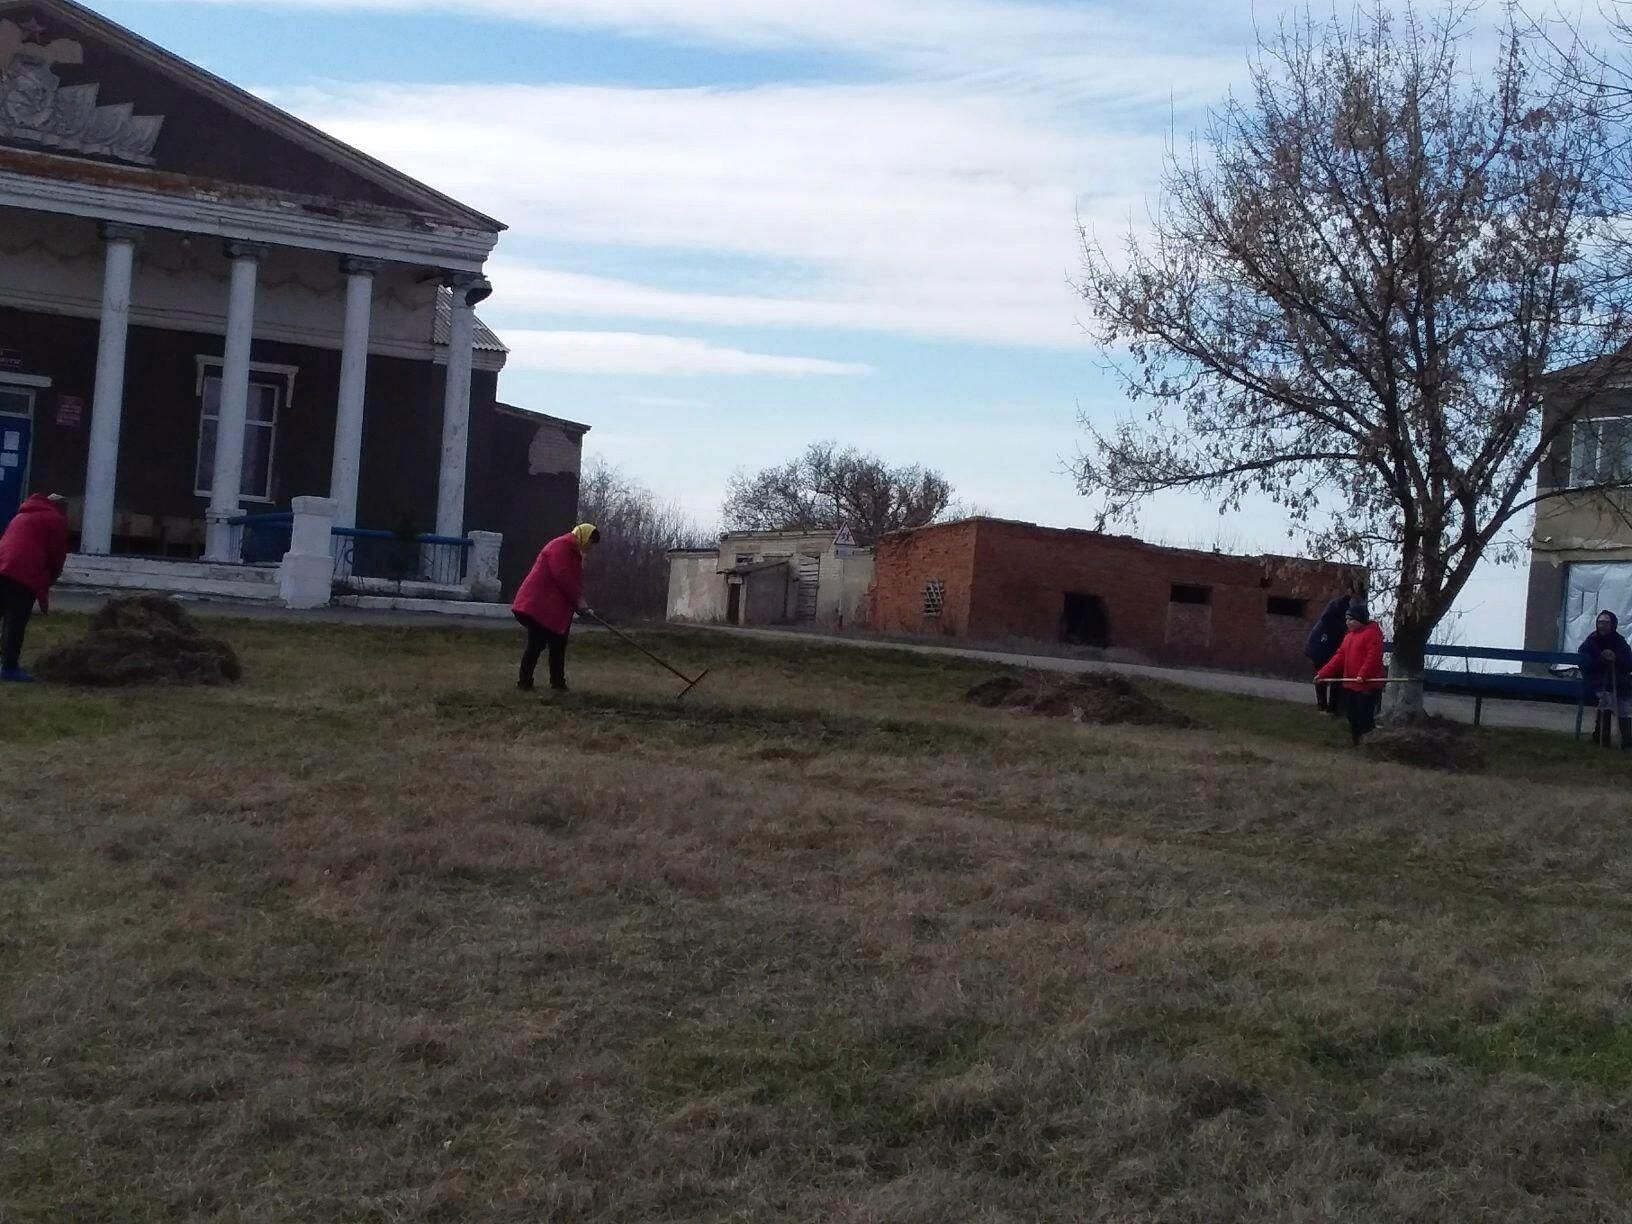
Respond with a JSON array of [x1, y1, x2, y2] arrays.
[[0, 574, 35, 672], [515, 611, 568, 689], [1347, 690, 1382, 745]]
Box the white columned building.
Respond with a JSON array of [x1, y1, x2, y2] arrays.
[[0, 0, 599, 614]]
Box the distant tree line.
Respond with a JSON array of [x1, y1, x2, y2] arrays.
[[577, 459, 710, 621], [722, 442, 957, 546]]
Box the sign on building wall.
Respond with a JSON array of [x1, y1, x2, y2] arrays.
[[0, 348, 20, 371], [55, 394, 82, 428]]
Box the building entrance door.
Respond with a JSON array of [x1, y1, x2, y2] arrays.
[[0, 386, 35, 532]]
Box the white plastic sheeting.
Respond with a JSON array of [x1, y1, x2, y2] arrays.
[[1561, 562, 1632, 651]]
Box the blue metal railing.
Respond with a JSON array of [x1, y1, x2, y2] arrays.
[[226, 511, 293, 565], [331, 527, 472, 587]]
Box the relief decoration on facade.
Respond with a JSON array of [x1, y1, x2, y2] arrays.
[[0, 17, 164, 165]]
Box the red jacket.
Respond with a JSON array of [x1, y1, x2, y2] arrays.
[[1316, 620, 1386, 692], [0, 495, 69, 611], [512, 532, 584, 635]]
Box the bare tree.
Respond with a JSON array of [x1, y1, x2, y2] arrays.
[[722, 442, 955, 546], [578, 459, 711, 621], [1075, 3, 1632, 718]]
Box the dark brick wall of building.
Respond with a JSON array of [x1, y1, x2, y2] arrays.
[[465, 404, 581, 597], [872, 519, 1363, 676]]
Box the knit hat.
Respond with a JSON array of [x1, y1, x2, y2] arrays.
[[1346, 602, 1371, 624]]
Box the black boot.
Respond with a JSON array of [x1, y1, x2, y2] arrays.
[[1601, 712, 1616, 748], [1620, 718, 1631, 751], [1594, 713, 1605, 745]]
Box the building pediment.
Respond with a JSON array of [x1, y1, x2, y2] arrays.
[[0, 16, 163, 163], [0, 0, 499, 234]]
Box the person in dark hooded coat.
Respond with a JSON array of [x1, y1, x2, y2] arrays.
[[1305, 594, 1352, 714], [1579, 610, 1632, 749]]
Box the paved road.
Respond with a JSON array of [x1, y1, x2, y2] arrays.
[[46, 592, 1581, 734], [695, 625, 1585, 736]]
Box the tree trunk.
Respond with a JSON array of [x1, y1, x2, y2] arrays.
[[1384, 620, 1429, 723]]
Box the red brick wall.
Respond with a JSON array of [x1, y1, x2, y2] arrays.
[[875, 519, 1362, 676], [871, 521, 980, 637]]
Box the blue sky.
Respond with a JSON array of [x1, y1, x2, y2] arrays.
[[100, 0, 1545, 645]]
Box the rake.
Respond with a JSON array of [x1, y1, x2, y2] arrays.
[[588, 612, 711, 700]]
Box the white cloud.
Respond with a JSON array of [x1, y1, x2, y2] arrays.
[[502, 330, 873, 376]]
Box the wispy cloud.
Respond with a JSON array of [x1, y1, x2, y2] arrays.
[[267, 77, 1199, 348], [502, 330, 873, 376], [148, 0, 1239, 86], [168, 1, 1250, 356]]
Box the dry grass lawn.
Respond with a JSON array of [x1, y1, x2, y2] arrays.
[[5, 615, 1632, 1222]]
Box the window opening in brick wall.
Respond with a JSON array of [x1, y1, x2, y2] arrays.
[[1061, 592, 1110, 648], [923, 579, 946, 617], [1170, 584, 1211, 606], [1267, 596, 1307, 618]]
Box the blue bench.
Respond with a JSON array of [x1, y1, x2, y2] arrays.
[[1386, 643, 1588, 736]]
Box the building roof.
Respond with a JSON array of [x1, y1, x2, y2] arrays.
[[434, 288, 508, 354], [721, 529, 840, 540], [493, 401, 592, 435], [883, 516, 1359, 572]]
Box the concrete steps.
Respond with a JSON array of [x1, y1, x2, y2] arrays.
[[60, 555, 283, 603]]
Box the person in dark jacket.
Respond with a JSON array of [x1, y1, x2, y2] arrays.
[[1579, 610, 1632, 749], [1305, 594, 1353, 714], [0, 493, 70, 683]]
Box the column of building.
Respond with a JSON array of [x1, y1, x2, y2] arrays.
[[77, 228, 484, 564]]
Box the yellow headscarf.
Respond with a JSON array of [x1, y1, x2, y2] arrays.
[[573, 523, 600, 552]]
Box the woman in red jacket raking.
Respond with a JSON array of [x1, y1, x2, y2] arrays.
[[1315, 600, 1387, 746], [0, 493, 70, 683], [511, 523, 600, 692]]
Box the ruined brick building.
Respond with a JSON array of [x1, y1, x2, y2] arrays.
[[871, 518, 1364, 676]]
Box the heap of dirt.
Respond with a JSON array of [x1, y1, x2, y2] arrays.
[[965, 671, 1193, 728], [35, 594, 242, 688], [1363, 719, 1486, 773]]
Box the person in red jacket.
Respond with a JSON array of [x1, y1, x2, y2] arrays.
[[511, 523, 600, 692], [1315, 601, 1386, 745], [0, 493, 70, 683]]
